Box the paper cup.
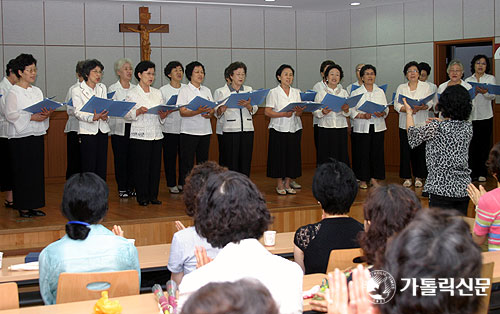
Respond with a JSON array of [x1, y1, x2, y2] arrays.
[[263, 231, 276, 246], [0, 252, 3, 269]]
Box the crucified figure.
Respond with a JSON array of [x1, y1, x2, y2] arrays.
[[125, 24, 166, 60]]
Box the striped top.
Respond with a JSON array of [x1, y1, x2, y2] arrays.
[[474, 187, 500, 251]]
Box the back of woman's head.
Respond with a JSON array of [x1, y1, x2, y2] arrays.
[[62, 173, 109, 240], [436, 84, 472, 121], [359, 184, 421, 265], [379, 208, 482, 314], [195, 171, 270, 248]]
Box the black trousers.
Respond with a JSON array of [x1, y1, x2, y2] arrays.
[[314, 124, 319, 165], [429, 193, 469, 216], [221, 131, 254, 177], [217, 134, 224, 166], [267, 129, 302, 179], [399, 128, 427, 179], [179, 134, 210, 184], [162, 133, 181, 187], [0, 137, 13, 191], [80, 131, 108, 181], [317, 127, 350, 167], [469, 118, 493, 179], [351, 126, 385, 182], [9, 136, 45, 210], [65, 131, 81, 180], [111, 124, 134, 192], [131, 139, 162, 203]]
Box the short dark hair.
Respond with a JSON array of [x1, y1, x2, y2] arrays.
[[181, 279, 279, 314], [324, 64, 344, 82], [134, 60, 155, 81], [312, 159, 357, 215], [227, 61, 247, 81], [6, 58, 17, 77], [183, 161, 227, 217], [75, 60, 85, 77], [195, 171, 271, 248], [12, 54, 37, 78], [379, 208, 482, 314], [81, 59, 104, 82], [275, 64, 294, 83], [436, 84, 472, 121], [403, 61, 419, 76], [320, 60, 336, 74], [62, 173, 109, 240], [360, 64, 376, 77], [223, 65, 230, 82], [164, 61, 183, 80], [185, 61, 205, 81], [486, 141, 500, 178], [358, 184, 421, 265], [418, 62, 431, 75], [470, 54, 491, 74]]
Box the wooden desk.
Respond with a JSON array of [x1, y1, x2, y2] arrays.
[[258, 232, 295, 255], [482, 251, 500, 283], [0, 294, 158, 313], [302, 273, 327, 312]]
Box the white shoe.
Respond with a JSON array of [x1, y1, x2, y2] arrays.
[[177, 185, 183, 191], [414, 178, 423, 188], [169, 186, 180, 194], [403, 179, 412, 187], [290, 181, 302, 189], [478, 176, 487, 182]]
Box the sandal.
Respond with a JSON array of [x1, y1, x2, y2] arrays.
[[18, 209, 33, 218], [119, 190, 129, 198], [4, 200, 14, 208], [276, 187, 286, 195], [285, 188, 296, 195]]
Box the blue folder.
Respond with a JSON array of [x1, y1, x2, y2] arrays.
[[300, 91, 317, 102], [398, 93, 435, 108], [80, 96, 136, 117], [165, 95, 178, 106], [469, 82, 500, 95], [379, 84, 388, 93], [107, 91, 116, 99], [357, 101, 386, 114], [468, 88, 476, 100], [148, 104, 184, 114], [24, 98, 62, 113], [184, 96, 218, 112], [65, 98, 74, 107], [248, 89, 270, 107], [25, 252, 40, 263], [222, 92, 253, 109], [279, 101, 322, 113], [321, 94, 362, 112], [351, 85, 361, 93]]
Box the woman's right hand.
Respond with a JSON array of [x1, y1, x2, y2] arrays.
[[93, 109, 110, 121], [30, 113, 48, 121], [135, 106, 148, 117], [281, 111, 293, 118], [322, 107, 332, 115], [217, 105, 227, 116], [175, 220, 186, 231]]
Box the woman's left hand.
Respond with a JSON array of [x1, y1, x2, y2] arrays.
[[293, 106, 306, 116], [476, 87, 488, 95], [467, 183, 487, 205], [112, 225, 124, 237], [202, 108, 214, 119], [238, 98, 252, 112], [195, 246, 213, 268], [159, 109, 172, 120], [373, 111, 385, 118]]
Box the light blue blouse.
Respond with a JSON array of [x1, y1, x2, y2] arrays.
[[39, 224, 140, 305]]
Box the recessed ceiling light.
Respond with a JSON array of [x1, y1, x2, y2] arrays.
[[265, 0, 276, 2], [350, 2, 361, 5]]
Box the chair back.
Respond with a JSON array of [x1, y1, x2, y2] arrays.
[[476, 262, 494, 314], [56, 270, 139, 304], [326, 248, 363, 273], [0, 282, 19, 310]]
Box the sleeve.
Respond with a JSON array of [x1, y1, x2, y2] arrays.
[[127, 244, 141, 285], [124, 93, 139, 121], [393, 85, 403, 113], [294, 225, 314, 251], [5, 91, 32, 133], [213, 89, 223, 102], [407, 120, 439, 148], [39, 249, 58, 305], [482, 76, 497, 101], [313, 90, 325, 118], [64, 87, 72, 103], [167, 232, 186, 274], [265, 89, 277, 109], [72, 88, 94, 123], [474, 195, 500, 236]]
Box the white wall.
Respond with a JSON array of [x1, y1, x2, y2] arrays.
[[0, 0, 499, 102]]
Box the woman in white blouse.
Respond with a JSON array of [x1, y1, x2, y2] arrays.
[[214, 62, 256, 177], [5, 54, 51, 217], [72, 59, 109, 181], [64, 60, 84, 180], [160, 61, 186, 194], [313, 64, 350, 166], [437, 60, 472, 97], [125, 61, 166, 206], [265, 64, 305, 195], [465, 55, 496, 182], [177, 61, 214, 186], [350, 64, 389, 189], [108, 58, 136, 198], [394, 61, 433, 188]]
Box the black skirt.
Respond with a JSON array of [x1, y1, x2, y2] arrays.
[[0, 137, 13, 191], [267, 128, 302, 179]]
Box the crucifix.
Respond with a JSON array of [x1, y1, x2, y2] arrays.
[[119, 7, 169, 61]]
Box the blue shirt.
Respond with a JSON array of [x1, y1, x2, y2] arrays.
[[39, 224, 140, 305]]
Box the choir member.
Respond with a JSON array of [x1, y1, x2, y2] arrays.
[[437, 60, 472, 95], [265, 64, 304, 195], [108, 58, 136, 198], [213, 66, 231, 167], [160, 61, 186, 194], [214, 62, 256, 176], [346, 63, 365, 95], [465, 55, 496, 182], [5, 54, 52, 217], [350, 64, 389, 189], [418, 62, 437, 118]]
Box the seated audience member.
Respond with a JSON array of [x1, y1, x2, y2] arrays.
[[168, 161, 226, 285], [39, 173, 140, 305], [179, 171, 303, 314], [181, 279, 279, 314], [468, 141, 500, 251], [294, 159, 363, 274]]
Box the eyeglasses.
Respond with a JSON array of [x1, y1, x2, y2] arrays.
[[24, 68, 37, 74], [407, 69, 419, 73], [91, 69, 103, 75], [449, 70, 462, 73], [475, 62, 487, 66]]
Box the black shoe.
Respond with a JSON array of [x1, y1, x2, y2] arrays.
[[29, 209, 46, 216], [150, 199, 162, 205], [119, 190, 129, 198], [138, 200, 149, 206], [4, 200, 14, 208], [422, 191, 429, 198], [18, 209, 33, 218], [129, 190, 136, 197]]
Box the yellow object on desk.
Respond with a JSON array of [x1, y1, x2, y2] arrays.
[[94, 291, 122, 314]]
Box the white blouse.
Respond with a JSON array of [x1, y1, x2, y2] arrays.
[[5, 84, 49, 139], [177, 82, 213, 136], [108, 80, 136, 136], [394, 80, 433, 128], [213, 84, 257, 133], [266, 85, 302, 133], [465, 73, 496, 121], [159, 83, 185, 134], [313, 85, 350, 128], [124, 85, 164, 141], [0, 77, 14, 137], [346, 81, 362, 95], [64, 81, 79, 134], [72, 81, 110, 135], [350, 85, 389, 133]]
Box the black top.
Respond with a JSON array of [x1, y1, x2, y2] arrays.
[[294, 217, 364, 274]]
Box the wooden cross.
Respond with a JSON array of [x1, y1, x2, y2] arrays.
[[119, 7, 169, 61]]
